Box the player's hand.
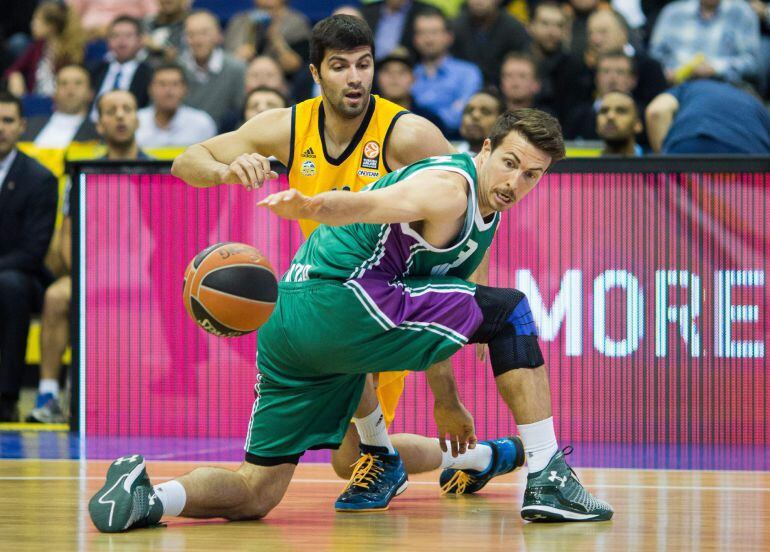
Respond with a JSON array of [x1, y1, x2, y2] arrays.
[[258, 188, 313, 220], [219, 153, 279, 191], [434, 400, 477, 457]]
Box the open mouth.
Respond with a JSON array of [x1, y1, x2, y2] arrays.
[[495, 191, 514, 206], [345, 90, 363, 102]]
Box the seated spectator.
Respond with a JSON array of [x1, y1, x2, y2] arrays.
[[4, 1, 85, 98], [67, 0, 158, 40], [95, 90, 150, 159], [144, 0, 192, 64], [565, 51, 638, 139], [527, 1, 587, 121], [375, 46, 445, 133], [596, 91, 643, 155], [565, 0, 605, 59], [90, 16, 154, 117], [224, 0, 311, 78], [22, 64, 98, 146], [456, 87, 505, 153], [411, 8, 483, 136], [360, 1, 433, 59], [244, 55, 289, 97], [585, 9, 667, 109], [649, 0, 760, 85], [645, 79, 770, 153], [452, 0, 531, 86], [0, 91, 58, 422], [243, 86, 289, 122], [499, 53, 555, 114], [136, 63, 216, 148], [181, 10, 246, 129]]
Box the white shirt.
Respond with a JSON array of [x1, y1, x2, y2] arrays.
[[136, 105, 218, 147], [0, 149, 18, 193], [34, 112, 87, 148], [91, 58, 141, 120], [183, 48, 224, 83]]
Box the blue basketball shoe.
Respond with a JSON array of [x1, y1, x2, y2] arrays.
[[334, 445, 408, 512], [89, 455, 164, 532], [440, 435, 525, 495]]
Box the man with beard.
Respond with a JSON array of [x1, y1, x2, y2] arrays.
[[169, 15, 523, 514], [458, 88, 505, 153], [596, 91, 643, 156]]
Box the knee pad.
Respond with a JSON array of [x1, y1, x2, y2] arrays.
[[469, 285, 544, 376]]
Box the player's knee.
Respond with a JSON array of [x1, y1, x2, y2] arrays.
[[470, 285, 544, 376], [43, 284, 70, 317]]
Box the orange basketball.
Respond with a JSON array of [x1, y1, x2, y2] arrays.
[[183, 242, 277, 337]]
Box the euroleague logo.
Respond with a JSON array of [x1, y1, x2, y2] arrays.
[[361, 140, 380, 169]]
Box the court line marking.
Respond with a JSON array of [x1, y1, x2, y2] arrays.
[[1, 475, 768, 492]]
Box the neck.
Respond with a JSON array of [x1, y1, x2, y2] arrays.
[[603, 139, 637, 156], [195, 51, 214, 67], [154, 107, 177, 127], [422, 54, 446, 74], [58, 107, 87, 117], [106, 141, 139, 160], [506, 98, 533, 111], [471, 11, 497, 28], [700, 6, 717, 18], [322, 96, 370, 145], [157, 10, 185, 24]]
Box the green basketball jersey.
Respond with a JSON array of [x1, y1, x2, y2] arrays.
[[283, 153, 500, 284]]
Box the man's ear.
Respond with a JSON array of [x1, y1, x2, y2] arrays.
[[309, 64, 321, 86]]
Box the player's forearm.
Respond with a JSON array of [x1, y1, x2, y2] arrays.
[[426, 360, 462, 407], [171, 144, 228, 188], [307, 191, 419, 227]]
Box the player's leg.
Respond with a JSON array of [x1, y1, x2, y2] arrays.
[[448, 285, 613, 522], [89, 454, 295, 532], [28, 275, 70, 423]]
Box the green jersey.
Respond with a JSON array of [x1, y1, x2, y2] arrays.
[[283, 153, 500, 284]]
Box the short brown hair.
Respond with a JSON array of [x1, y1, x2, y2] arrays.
[[490, 109, 565, 162]]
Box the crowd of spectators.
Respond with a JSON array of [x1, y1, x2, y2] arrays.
[[1, 0, 770, 423]]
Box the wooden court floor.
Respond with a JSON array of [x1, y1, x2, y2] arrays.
[[0, 460, 768, 551]]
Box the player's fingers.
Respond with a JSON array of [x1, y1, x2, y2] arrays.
[[237, 157, 259, 189], [253, 154, 273, 179], [230, 163, 251, 190], [468, 434, 478, 449], [458, 436, 467, 455], [438, 432, 447, 453], [450, 437, 458, 458], [267, 170, 279, 180]]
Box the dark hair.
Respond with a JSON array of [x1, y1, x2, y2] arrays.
[[471, 86, 506, 116], [95, 90, 138, 118], [56, 63, 92, 87], [244, 86, 291, 113], [502, 52, 540, 78], [596, 51, 637, 76], [0, 91, 23, 118], [489, 109, 565, 162], [152, 62, 187, 85], [598, 91, 640, 119], [310, 15, 374, 69], [414, 6, 452, 32], [109, 15, 143, 35]]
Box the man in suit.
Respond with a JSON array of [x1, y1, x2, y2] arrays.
[[22, 65, 99, 146], [90, 15, 154, 119], [0, 91, 58, 421]]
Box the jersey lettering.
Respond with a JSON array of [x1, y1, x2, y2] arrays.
[[430, 240, 479, 276]]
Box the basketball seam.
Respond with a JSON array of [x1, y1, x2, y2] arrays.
[[191, 297, 245, 334], [198, 285, 276, 306]]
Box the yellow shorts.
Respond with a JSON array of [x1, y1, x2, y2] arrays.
[[375, 371, 408, 426]]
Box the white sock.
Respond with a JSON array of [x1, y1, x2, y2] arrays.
[[518, 417, 559, 473], [153, 480, 187, 517], [38, 379, 59, 397], [353, 404, 395, 454], [438, 441, 493, 472]]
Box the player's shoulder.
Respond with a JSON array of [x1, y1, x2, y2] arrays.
[[386, 113, 453, 168], [239, 106, 293, 135]]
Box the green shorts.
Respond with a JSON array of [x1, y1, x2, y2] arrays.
[[244, 277, 482, 460]]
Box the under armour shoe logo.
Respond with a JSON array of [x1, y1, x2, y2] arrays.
[[115, 455, 140, 465], [548, 471, 567, 487]]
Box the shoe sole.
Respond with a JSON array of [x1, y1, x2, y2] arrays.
[[334, 479, 409, 513], [521, 505, 613, 522], [88, 456, 147, 532]]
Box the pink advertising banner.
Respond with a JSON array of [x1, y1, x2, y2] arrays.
[[81, 171, 769, 446]]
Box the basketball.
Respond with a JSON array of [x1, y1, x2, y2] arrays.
[[183, 242, 278, 337]]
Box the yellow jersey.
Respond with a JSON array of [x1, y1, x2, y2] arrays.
[[286, 94, 407, 237]]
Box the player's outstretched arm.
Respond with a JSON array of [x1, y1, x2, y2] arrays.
[[171, 108, 292, 189], [258, 169, 468, 227]]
